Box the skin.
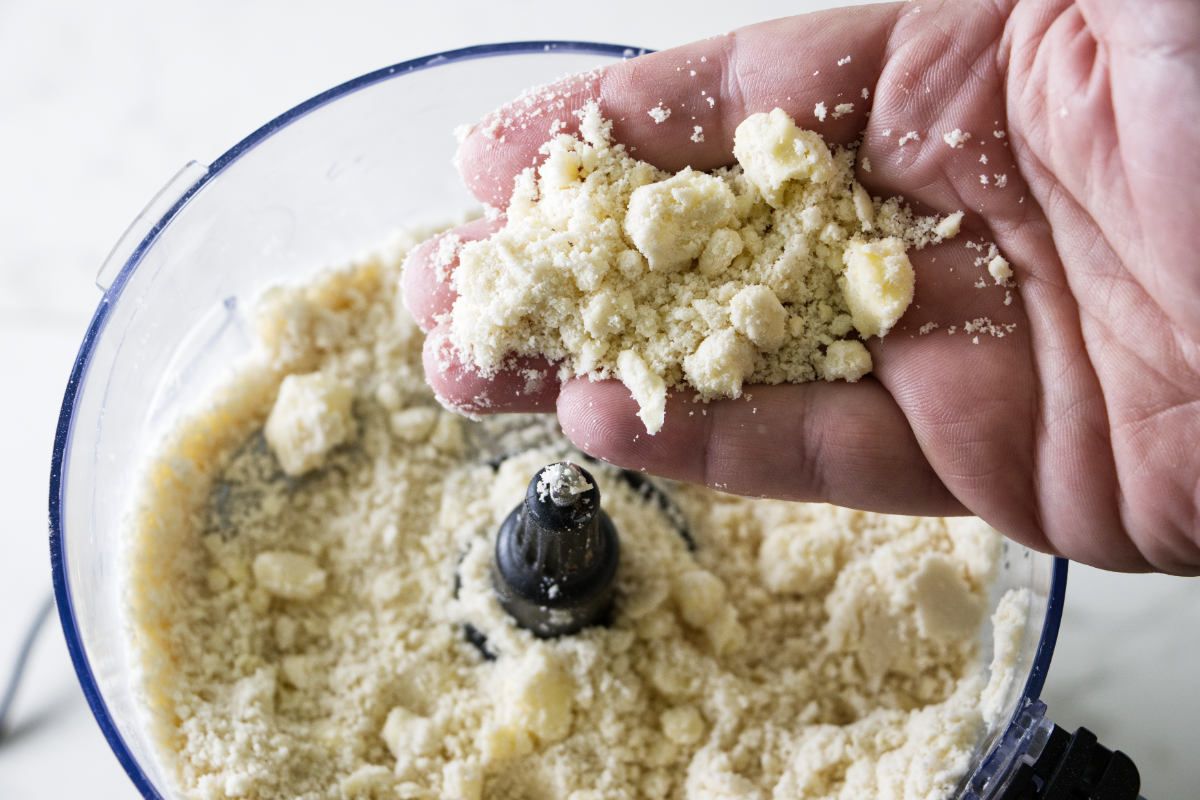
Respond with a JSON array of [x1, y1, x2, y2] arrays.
[[402, 0, 1200, 574]]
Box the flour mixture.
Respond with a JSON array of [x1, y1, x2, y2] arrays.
[[124, 101, 1030, 800], [126, 232, 1028, 800]]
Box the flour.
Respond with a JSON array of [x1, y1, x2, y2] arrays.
[[126, 231, 1029, 800], [444, 105, 962, 434]]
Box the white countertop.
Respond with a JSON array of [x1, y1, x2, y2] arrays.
[[1, 1, 1196, 797]]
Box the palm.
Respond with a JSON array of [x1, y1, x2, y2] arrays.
[[404, 0, 1200, 572]]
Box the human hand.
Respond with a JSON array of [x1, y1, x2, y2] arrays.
[[403, 0, 1200, 574]]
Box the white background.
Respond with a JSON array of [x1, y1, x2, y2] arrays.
[[1, 1, 1197, 797]]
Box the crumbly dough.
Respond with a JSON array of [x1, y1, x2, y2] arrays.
[[446, 106, 961, 433], [126, 235, 1028, 800], [263, 371, 354, 476]]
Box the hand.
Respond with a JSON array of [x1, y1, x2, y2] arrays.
[[403, 0, 1200, 574]]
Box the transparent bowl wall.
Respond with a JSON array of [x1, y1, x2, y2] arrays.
[[49, 42, 1066, 800]]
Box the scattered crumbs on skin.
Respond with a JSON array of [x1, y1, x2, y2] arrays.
[[974, 279, 988, 289], [979, 154, 988, 164], [480, 116, 503, 140], [814, 102, 828, 122], [691, 126, 705, 143], [1058, 106, 1068, 118], [861, 156, 872, 173], [837, 55, 852, 66], [521, 369, 545, 394], [813, 69, 820, 76], [832, 103, 854, 119], [700, 56, 707, 62], [979, 174, 989, 186], [961, 317, 1017, 338], [918, 321, 939, 335], [882, 128, 893, 137], [1004, 290, 1013, 306], [430, 234, 463, 282], [861, 87, 870, 100], [993, 174, 1008, 188], [690, 70, 698, 77], [706, 96, 716, 108], [648, 104, 671, 124], [993, 129, 1006, 138], [942, 129, 971, 148], [898, 131, 920, 146]]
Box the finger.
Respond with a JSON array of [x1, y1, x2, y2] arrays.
[[401, 216, 503, 331], [457, 5, 903, 208], [557, 377, 964, 517], [422, 326, 559, 415]]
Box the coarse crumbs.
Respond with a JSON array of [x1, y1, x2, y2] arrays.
[[125, 219, 1031, 800], [125, 236, 1025, 799], [446, 104, 961, 434]]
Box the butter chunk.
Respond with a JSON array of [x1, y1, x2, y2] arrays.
[[698, 228, 744, 276], [839, 237, 915, 338], [734, 108, 836, 207], [672, 569, 728, 628], [683, 329, 756, 398], [988, 255, 1013, 285], [264, 372, 354, 476], [389, 406, 439, 442], [252, 551, 326, 600], [617, 349, 668, 434], [624, 169, 736, 271], [821, 339, 872, 382], [497, 648, 575, 744], [660, 705, 705, 746], [935, 210, 964, 239], [382, 706, 438, 763], [730, 285, 787, 351], [911, 555, 985, 640]]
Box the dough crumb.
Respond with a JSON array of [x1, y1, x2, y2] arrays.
[[988, 255, 1013, 285], [446, 105, 961, 433], [263, 372, 354, 476], [942, 128, 971, 148]]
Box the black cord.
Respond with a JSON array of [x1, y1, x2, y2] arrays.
[[0, 593, 55, 741]]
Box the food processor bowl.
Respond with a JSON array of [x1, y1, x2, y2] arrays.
[[47, 41, 1126, 800]]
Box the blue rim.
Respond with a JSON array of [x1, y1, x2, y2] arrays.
[[47, 40, 641, 800], [1023, 557, 1069, 702], [47, 37, 1070, 800]]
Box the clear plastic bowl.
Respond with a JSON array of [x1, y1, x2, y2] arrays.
[[48, 41, 1067, 800]]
